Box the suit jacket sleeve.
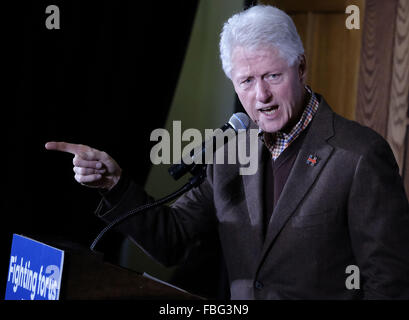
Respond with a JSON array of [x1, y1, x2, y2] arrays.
[[94, 166, 217, 267], [348, 136, 409, 299]]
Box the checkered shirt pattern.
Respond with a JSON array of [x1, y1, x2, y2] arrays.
[[259, 86, 319, 160]]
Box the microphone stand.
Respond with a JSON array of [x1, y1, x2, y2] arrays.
[[90, 165, 207, 252]]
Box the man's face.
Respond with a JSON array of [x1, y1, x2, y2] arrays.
[[231, 46, 306, 133]]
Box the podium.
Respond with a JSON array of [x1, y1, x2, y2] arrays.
[[44, 239, 202, 300]]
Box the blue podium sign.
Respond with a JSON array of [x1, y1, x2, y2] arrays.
[[5, 234, 64, 300]]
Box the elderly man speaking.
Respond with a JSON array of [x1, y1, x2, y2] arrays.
[[46, 5, 409, 299]]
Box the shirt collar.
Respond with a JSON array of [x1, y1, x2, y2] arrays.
[[259, 86, 319, 159]]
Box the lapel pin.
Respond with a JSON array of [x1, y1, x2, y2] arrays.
[[306, 154, 319, 167]]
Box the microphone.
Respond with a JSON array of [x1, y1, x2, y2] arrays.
[[168, 112, 250, 180]]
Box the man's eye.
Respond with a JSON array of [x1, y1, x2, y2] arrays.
[[269, 73, 281, 79], [239, 78, 252, 88]]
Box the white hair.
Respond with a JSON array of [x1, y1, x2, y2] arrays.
[[219, 5, 304, 79]]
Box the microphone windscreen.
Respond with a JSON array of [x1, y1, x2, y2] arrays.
[[228, 112, 250, 131]]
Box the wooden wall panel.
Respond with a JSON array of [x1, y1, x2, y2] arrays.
[[356, 0, 409, 197], [387, 0, 409, 177], [384, 0, 409, 199], [262, 0, 364, 120], [270, 0, 360, 12], [356, 0, 398, 137], [308, 13, 362, 120]]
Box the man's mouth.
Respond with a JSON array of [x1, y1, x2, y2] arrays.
[[258, 105, 279, 115]]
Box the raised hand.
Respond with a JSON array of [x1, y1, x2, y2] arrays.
[[45, 142, 122, 190]]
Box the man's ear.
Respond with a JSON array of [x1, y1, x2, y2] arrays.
[[298, 54, 307, 83]]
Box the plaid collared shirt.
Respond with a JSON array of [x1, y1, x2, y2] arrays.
[[259, 86, 319, 160]]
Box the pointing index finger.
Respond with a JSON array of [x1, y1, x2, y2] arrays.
[[45, 141, 90, 155]]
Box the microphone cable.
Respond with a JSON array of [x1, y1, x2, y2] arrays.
[[89, 167, 207, 251]]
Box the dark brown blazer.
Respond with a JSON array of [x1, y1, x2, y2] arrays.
[[96, 95, 409, 299]]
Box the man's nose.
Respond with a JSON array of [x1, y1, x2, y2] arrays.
[[255, 80, 272, 103]]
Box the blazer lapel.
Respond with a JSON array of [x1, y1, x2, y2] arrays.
[[242, 135, 265, 229], [257, 98, 336, 266]]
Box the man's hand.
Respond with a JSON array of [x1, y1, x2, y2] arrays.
[[45, 141, 122, 190]]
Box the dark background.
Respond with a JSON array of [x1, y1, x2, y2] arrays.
[[1, 0, 200, 297]]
